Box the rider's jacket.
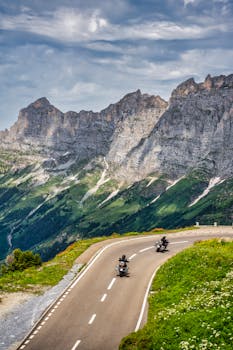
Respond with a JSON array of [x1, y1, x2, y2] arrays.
[[119, 257, 128, 266]]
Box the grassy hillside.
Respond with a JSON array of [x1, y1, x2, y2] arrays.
[[110, 176, 233, 233], [120, 239, 233, 350]]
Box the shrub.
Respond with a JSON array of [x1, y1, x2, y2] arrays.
[[4, 248, 42, 272]]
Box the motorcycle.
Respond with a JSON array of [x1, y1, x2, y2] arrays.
[[116, 260, 129, 277], [155, 239, 169, 252]]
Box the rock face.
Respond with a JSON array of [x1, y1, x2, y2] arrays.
[[112, 74, 233, 181], [0, 74, 232, 181], [105, 91, 167, 172], [0, 91, 168, 165]]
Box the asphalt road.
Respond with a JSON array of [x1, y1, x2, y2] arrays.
[[17, 227, 233, 350]]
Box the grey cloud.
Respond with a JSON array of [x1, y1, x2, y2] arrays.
[[0, 0, 232, 130], [0, 6, 230, 44]]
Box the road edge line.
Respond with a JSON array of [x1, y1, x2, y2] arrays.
[[135, 265, 161, 332]]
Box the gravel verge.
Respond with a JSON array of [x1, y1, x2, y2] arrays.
[[0, 263, 82, 350]]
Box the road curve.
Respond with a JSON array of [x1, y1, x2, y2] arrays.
[[17, 227, 233, 350]]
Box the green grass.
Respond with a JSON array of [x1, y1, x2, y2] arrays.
[[0, 236, 109, 292], [120, 239, 233, 350]]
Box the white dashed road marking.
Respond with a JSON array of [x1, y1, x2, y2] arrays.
[[107, 277, 116, 290], [101, 293, 107, 302], [139, 246, 154, 253], [88, 314, 96, 325], [129, 253, 137, 260], [170, 240, 188, 244], [71, 339, 81, 350]]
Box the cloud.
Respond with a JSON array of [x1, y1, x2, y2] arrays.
[[183, 0, 197, 7], [0, 6, 230, 44], [49, 81, 100, 104], [0, 44, 232, 130], [180, 48, 233, 76], [92, 47, 233, 82], [0, 8, 108, 42], [108, 21, 229, 41], [0, 1, 232, 130]]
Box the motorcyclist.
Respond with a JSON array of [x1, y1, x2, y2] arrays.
[[161, 236, 169, 248], [119, 254, 129, 267]]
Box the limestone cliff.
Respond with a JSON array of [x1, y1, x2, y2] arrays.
[[112, 74, 233, 181], [0, 73, 232, 182], [0, 90, 168, 167]]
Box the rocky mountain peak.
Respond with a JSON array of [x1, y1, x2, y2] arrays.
[[103, 89, 142, 114], [102, 89, 167, 120], [0, 73, 232, 181], [29, 97, 51, 109], [21, 97, 62, 116], [171, 77, 198, 98], [2, 97, 64, 146], [120, 89, 141, 102], [171, 74, 233, 99], [201, 73, 233, 90], [116, 89, 167, 109]]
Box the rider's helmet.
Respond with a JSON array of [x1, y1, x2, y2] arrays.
[[162, 236, 166, 240], [122, 254, 126, 260]]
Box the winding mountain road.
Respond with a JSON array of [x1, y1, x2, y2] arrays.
[[17, 227, 233, 350]]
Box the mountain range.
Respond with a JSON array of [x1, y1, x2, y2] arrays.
[[0, 73, 232, 261]]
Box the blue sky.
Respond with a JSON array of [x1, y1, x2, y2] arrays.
[[0, 0, 232, 130]]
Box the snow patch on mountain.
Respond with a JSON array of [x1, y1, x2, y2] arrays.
[[166, 177, 185, 191], [98, 181, 124, 207], [189, 177, 225, 207], [146, 177, 157, 187], [98, 188, 119, 207], [150, 177, 184, 204], [150, 195, 161, 204], [80, 158, 110, 204], [5, 166, 49, 187]]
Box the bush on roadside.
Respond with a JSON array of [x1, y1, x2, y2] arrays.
[[1, 248, 41, 274]]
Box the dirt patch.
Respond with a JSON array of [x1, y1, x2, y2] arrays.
[[0, 292, 33, 318]]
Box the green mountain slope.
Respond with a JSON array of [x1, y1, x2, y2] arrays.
[[0, 151, 232, 261]]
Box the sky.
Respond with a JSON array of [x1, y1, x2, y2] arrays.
[[0, 0, 232, 130]]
